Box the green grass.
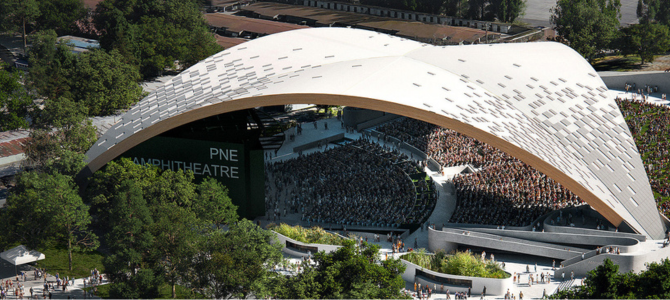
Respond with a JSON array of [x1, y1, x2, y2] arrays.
[[35, 247, 105, 279], [591, 54, 667, 71], [83, 283, 204, 299]]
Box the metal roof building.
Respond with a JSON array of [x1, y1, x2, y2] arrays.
[[81, 27, 665, 239]]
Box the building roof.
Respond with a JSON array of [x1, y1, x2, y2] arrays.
[[81, 0, 103, 9], [241, 2, 492, 43], [242, 2, 390, 25], [357, 20, 499, 43], [211, 0, 251, 5], [214, 34, 247, 49], [205, 13, 307, 35], [82, 27, 665, 239]]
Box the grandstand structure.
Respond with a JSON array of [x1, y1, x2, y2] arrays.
[[80, 27, 665, 240]]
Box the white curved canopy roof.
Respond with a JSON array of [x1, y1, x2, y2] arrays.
[[83, 27, 664, 239]]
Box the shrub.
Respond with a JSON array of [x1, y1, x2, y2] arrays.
[[401, 250, 508, 279], [268, 223, 347, 246]]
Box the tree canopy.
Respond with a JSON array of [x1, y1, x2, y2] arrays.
[[35, 0, 87, 35], [553, 258, 670, 299], [273, 240, 407, 299], [0, 0, 40, 55], [618, 22, 670, 64], [0, 64, 32, 131], [1, 171, 98, 271], [637, 0, 670, 26], [27, 30, 144, 117], [93, 0, 222, 78], [551, 0, 621, 61]]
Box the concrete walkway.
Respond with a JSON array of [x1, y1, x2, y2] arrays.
[[0, 260, 103, 299]]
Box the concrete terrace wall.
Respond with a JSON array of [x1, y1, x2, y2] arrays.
[[599, 71, 670, 93], [555, 244, 670, 278], [272, 230, 342, 258], [465, 228, 640, 251], [401, 258, 513, 295], [427, 227, 586, 260]]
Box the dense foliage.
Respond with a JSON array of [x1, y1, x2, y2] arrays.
[[637, 0, 670, 26], [617, 23, 670, 64], [269, 223, 348, 246], [402, 250, 508, 279], [272, 240, 408, 299], [27, 30, 144, 116], [1, 171, 99, 271], [552, 258, 670, 299], [0, 64, 32, 131], [551, 0, 621, 61], [552, 0, 670, 64], [93, 0, 222, 78]]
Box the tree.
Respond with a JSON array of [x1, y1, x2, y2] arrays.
[[192, 220, 283, 299], [490, 0, 526, 23], [274, 240, 407, 299], [94, 0, 222, 78], [1, 171, 98, 271], [444, 0, 470, 18], [24, 91, 95, 174], [108, 269, 162, 299], [0, 0, 40, 56], [86, 158, 161, 222], [1, 172, 63, 249], [637, 0, 670, 26], [618, 23, 670, 64], [27, 30, 76, 100], [637, 259, 670, 298], [193, 178, 238, 227], [28, 30, 143, 116], [43, 149, 88, 177], [35, 0, 87, 35], [0, 64, 32, 131], [104, 180, 154, 283], [50, 174, 99, 271], [149, 202, 204, 298], [69, 49, 144, 115], [551, 0, 621, 61]]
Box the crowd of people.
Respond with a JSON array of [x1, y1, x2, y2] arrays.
[[617, 98, 670, 217], [265, 138, 436, 227], [377, 118, 515, 168], [378, 118, 583, 227], [450, 162, 583, 226]]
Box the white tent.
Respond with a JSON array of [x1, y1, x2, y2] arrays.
[[0, 245, 45, 266]]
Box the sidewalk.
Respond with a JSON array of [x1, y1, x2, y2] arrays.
[[0, 260, 103, 299]]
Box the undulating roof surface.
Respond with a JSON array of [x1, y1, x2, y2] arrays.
[[83, 27, 664, 239]]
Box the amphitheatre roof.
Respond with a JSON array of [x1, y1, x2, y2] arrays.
[[82, 27, 665, 239]]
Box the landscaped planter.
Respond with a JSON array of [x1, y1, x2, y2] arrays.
[[400, 258, 513, 295], [271, 230, 343, 258]]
